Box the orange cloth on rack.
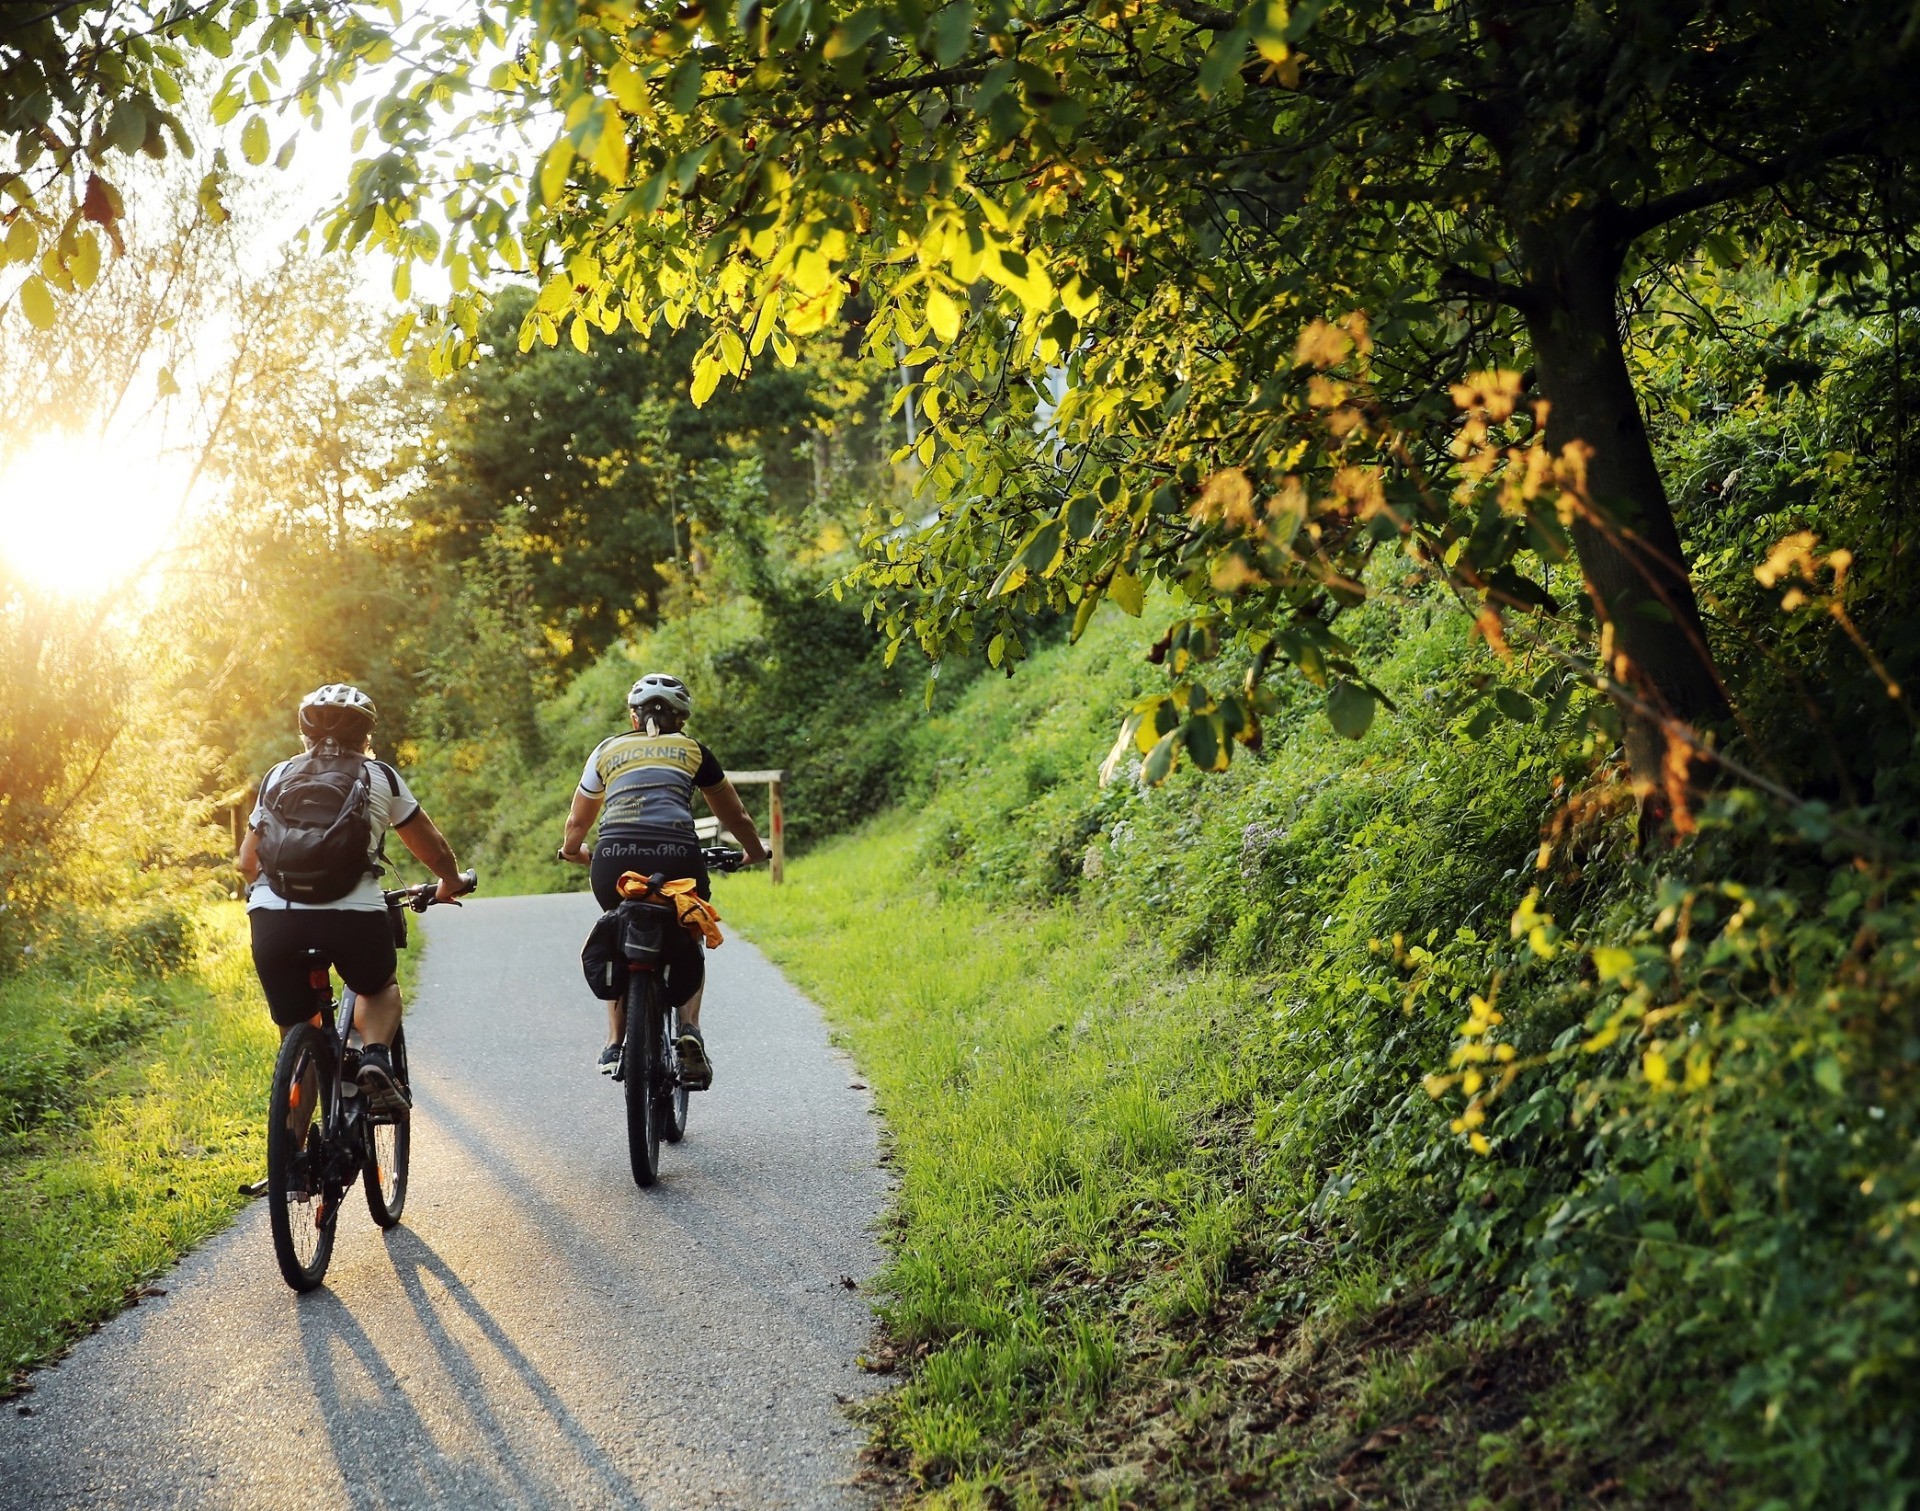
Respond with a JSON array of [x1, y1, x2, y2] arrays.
[[615, 871, 725, 948]]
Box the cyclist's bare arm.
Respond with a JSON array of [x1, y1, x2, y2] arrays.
[[559, 788, 602, 864], [236, 827, 260, 884], [700, 780, 770, 865], [394, 810, 465, 903]]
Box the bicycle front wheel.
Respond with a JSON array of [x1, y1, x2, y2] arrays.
[[624, 974, 662, 1187], [363, 1025, 411, 1228], [267, 1024, 337, 1292]]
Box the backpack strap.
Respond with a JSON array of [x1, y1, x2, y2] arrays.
[[370, 759, 403, 874]]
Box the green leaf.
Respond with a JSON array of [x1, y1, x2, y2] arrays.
[[106, 101, 148, 156], [1065, 493, 1098, 539], [1326, 679, 1377, 740], [1019, 518, 1065, 575], [239, 113, 269, 166], [931, 0, 974, 66], [18, 275, 55, 330], [1187, 714, 1227, 772], [1493, 687, 1536, 724], [1070, 584, 1103, 642], [1108, 565, 1144, 617], [1813, 1055, 1844, 1095], [1141, 728, 1180, 786], [825, 9, 884, 59]]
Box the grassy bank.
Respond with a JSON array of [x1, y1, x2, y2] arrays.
[[726, 818, 1256, 1486], [725, 824, 1582, 1507], [719, 588, 1920, 1508], [0, 904, 275, 1388]]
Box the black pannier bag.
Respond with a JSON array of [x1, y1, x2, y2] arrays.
[[255, 753, 386, 904], [581, 904, 670, 999]]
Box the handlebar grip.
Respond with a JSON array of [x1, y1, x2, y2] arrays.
[[456, 868, 478, 896]]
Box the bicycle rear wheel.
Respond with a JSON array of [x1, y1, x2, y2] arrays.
[[362, 1025, 411, 1228], [624, 974, 662, 1187], [659, 1000, 689, 1144], [267, 1024, 337, 1292]]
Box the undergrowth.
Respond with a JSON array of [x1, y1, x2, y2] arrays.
[[725, 586, 1920, 1508], [0, 903, 275, 1389]]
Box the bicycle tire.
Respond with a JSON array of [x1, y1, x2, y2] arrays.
[[625, 973, 662, 1186], [362, 1025, 411, 1228], [267, 1024, 338, 1292], [659, 1000, 689, 1144]]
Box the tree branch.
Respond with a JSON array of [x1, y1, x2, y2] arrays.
[[1621, 122, 1875, 238], [1438, 265, 1537, 314]]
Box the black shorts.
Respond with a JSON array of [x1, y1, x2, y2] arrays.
[[249, 908, 397, 1027], [590, 834, 709, 910], [589, 834, 707, 1010]]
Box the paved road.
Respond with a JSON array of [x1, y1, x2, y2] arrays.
[[0, 893, 888, 1509]]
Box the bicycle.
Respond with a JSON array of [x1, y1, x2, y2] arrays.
[[614, 846, 749, 1188], [264, 871, 477, 1292]]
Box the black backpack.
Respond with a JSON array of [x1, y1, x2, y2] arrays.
[[256, 753, 394, 904]]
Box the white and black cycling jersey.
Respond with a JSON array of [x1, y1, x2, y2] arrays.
[[247, 755, 422, 913]]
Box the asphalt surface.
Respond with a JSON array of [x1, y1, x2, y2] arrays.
[[0, 892, 889, 1509]]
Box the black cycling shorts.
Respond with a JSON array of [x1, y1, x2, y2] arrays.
[[249, 908, 397, 1027], [589, 833, 707, 1009], [590, 834, 709, 909]]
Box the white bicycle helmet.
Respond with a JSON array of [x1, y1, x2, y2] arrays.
[[627, 673, 692, 720], [298, 683, 378, 740]]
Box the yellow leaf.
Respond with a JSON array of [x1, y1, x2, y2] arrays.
[[591, 104, 630, 183], [538, 139, 575, 206], [1469, 1133, 1491, 1156], [1591, 947, 1635, 983], [1642, 1048, 1670, 1088], [70, 230, 100, 291], [18, 275, 54, 330], [608, 59, 647, 112], [240, 113, 269, 166], [1060, 273, 1099, 322], [690, 354, 721, 405], [925, 286, 961, 343], [1108, 565, 1144, 617], [570, 313, 591, 352]]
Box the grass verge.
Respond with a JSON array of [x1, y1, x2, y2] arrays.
[[0, 903, 276, 1390], [723, 817, 1694, 1509]]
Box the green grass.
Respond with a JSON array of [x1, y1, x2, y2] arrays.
[[0, 903, 352, 1387], [725, 814, 1267, 1498]]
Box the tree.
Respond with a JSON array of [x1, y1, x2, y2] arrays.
[[0, 0, 249, 330], [252, 0, 1920, 794], [407, 288, 827, 673]]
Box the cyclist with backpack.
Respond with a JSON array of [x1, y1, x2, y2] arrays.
[[559, 673, 769, 1086], [237, 684, 466, 1111]]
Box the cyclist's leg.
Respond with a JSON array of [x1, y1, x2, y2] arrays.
[[329, 910, 401, 1046], [589, 842, 630, 1051], [250, 910, 330, 1039]]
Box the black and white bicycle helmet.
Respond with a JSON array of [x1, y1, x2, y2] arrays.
[[627, 673, 692, 720], [298, 683, 378, 741]]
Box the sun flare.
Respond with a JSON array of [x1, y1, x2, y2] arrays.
[[0, 432, 194, 598]]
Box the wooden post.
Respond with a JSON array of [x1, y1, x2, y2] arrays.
[[725, 770, 788, 885], [769, 777, 785, 886]]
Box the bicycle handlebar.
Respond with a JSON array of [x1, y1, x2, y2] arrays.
[[702, 846, 752, 874], [384, 869, 478, 912]]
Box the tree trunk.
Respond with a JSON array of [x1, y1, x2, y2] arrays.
[[1519, 215, 1730, 801]]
